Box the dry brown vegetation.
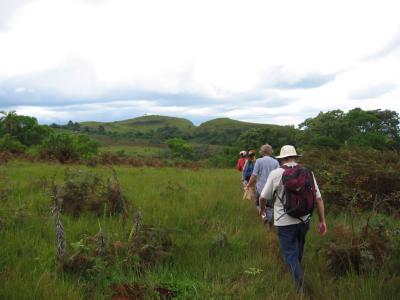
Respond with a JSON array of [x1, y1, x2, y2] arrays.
[[52, 168, 128, 216]]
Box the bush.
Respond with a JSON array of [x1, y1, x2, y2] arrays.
[[73, 135, 100, 159], [0, 134, 26, 154], [301, 148, 400, 213], [53, 168, 127, 216], [167, 138, 194, 160], [320, 219, 397, 276], [40, 133, 99, 163]]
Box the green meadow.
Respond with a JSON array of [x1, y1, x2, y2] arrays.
[[1, 161, 399, 299]]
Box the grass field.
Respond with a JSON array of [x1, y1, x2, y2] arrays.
[[0, 161, 399, 299]]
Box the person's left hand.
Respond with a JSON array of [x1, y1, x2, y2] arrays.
[[317, 222, 327, 236]]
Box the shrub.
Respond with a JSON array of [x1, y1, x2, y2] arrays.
[[40, 133, 77, 163], [53, 169, 127, 216], [0, 134, 26, 154], [73, 135, 100, 159], [40, 133, 99, 163], [58, 212, 174, 276], [301, 148, 400, 213], [321, 222, 389, 276], [379, 191, 400, 217], [167, 138, 194, 160]]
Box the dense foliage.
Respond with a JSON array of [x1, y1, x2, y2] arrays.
[[299, 108, 400, 150], [0, 111, 51, 152], [50, 108, 400, 156], [0, 111, 100, 162], [301, 148, 400, 215], [40, 133, 99, 163], [2, 108, 400, 166], [167, 138, 194, 159]]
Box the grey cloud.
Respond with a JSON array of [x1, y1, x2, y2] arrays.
[[260, 66, 337, 90], [349, 83, 395, 100], [364, 30, 400, 60], [0, 60, 300, 126], [242, 92, 293, 108], [272, 73, 336, 90], [0, 59, 294, 110], [0, 59, 104, 107]]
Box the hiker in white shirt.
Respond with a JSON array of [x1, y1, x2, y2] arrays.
[[259, 145, 327, 291]]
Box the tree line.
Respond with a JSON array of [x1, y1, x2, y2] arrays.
[[0, 111, 99, 162], [55, 108, 400, 151], [1, 108, 399, 164]]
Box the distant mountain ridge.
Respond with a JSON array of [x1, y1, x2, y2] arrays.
[[80, 115, 279, 133], [80, 115, 195, 133]]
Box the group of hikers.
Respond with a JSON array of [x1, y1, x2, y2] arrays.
[[237, 144, 327, 291]]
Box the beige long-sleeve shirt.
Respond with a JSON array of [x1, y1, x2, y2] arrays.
[[260, 162, 321, 226]]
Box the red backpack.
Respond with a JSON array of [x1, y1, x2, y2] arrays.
[[277, 165, 316, 220]]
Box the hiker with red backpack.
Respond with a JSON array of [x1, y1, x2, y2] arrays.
[[259, 145, 327, 291]]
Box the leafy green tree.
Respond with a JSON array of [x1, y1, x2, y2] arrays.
[[167, 138, 194, 159], [237, 128, 268, 150], [347, 133, 387, 150], [0, 111, 51, 147], [17, 118, 51, 146], [237, 126, 299, 152], [299, 108, 400, 150], [0, 110, 19, 136], [299, 110, 349, 145], [154, 126, 183, 141], [309, 136, 341, 149], [65, 120, 80, 131]]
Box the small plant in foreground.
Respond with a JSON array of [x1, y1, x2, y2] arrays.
[[52, 168, 128, 216], [320, 221, 391, 276], [244, 267, 263, 276]]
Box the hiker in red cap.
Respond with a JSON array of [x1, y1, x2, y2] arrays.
[[237, 150, 247, 172]]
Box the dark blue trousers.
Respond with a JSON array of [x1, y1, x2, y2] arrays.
[[277, 222, 310, 289]]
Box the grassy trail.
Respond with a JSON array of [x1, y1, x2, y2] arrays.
[[0, 162, 398, 299]]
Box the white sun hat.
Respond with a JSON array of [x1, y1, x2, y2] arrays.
[[275, 145, 302, 159]]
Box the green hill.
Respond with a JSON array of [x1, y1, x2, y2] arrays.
[[81, 116, 279, 134], [197, 117, 278, 131], [78, 115, 290, 146], [81, 115, 195, 133], [192, 118, 283, 145]]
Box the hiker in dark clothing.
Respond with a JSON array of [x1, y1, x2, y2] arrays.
[[242, 150, 256, 185], [259, 145, 327, 291]]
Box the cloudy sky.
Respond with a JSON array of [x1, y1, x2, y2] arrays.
[[0, 0, 400, 126]]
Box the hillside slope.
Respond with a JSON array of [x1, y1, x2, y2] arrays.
[[81, 116, 278, 134], [197, 117, 279, 131], [81, 115, 195, 133]]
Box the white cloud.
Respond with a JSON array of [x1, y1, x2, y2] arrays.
[[0, 0, 400, 125]]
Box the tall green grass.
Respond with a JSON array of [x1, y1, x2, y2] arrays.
[[0, 161, 399, 299]]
